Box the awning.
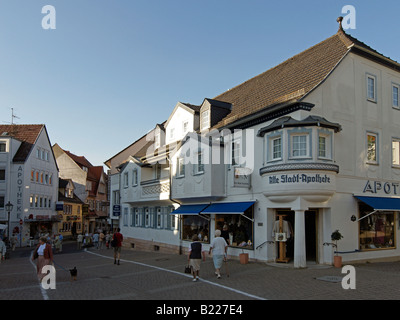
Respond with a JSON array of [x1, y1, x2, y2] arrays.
[[354, 195, 400, 211], [170, 204, 210, 215], [202, 201, 256, 214]]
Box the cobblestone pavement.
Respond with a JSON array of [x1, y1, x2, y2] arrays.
[[1, 242, 400, 301]]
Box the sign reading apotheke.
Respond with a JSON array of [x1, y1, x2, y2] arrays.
[[268, 173, 331, 185]]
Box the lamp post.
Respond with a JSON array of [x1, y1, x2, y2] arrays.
[[5, 201, 13, 244]]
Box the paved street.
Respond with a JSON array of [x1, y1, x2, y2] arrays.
[[1, 242, 400, 302]]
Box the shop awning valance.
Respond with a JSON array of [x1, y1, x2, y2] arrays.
[[170, 204, 210, 215], [354, 195, 400, 211], [201, 201, 256, 215]]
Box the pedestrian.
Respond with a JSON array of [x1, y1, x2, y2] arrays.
[[105, 232, 111, 249], [93, 232, 99, 249], [0, 238, 6, 263], [10, 233, 18, 251], [209, 229, 228, 279], [77, 233, 83, 250], [32, 236, 53, 281], [54, 234, 62, 253], [188, 234, 206, 282], [99, 231, 105, 249], [112, 228, 123, 265]]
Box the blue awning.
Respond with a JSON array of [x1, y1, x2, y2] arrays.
[[170, 204, 210, 215], [201, 201, 256, 215], [354, 196, 400, 211]]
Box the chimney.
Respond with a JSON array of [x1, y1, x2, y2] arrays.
[[336, 16, 343, 31]]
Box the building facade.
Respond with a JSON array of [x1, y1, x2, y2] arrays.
[[0, 124, 59, 245], [107, 21, 400, 267]]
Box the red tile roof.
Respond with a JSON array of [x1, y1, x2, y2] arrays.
[[0, 124, 44, 162]]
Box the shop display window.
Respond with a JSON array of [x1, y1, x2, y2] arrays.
[[215, 207, 254, 249], [182, 215, 209, 243], [359, 204, 395, 250]]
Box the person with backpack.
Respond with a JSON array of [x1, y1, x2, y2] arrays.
[[112, 228, 123, 265]]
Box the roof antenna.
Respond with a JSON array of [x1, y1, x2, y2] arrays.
[[11, 108, 20, 124], [337, 16, 344, 31]]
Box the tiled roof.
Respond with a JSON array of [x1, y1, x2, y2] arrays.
[[0, 124, 44, 162], [211, 26, 394, 129], [63, 149, 93, 168]]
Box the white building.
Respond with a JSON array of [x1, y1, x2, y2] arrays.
[[0, 124, 59, 246], [107, 20, 400, 267]]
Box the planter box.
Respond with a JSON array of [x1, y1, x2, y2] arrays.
[[334, 256, 342, 268], [239, 253, 249, 264]]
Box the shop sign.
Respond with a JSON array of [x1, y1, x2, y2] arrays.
[[233, 167, 251, 188], [55, 202, 64, 211], [15, 165, 24, 218], [113, 205, 121, 216], [268, 173, 331, 185], [363, 180, 400, 195]]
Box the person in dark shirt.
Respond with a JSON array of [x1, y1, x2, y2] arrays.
[[188, 234, 205, 282]]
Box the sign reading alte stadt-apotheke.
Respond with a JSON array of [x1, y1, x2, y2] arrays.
[[268, 173, 331, 185]]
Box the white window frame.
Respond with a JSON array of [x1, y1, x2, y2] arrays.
[[177, 158, 185, 177], [232, 138, 241, 166], [392, 138, 400, 167], [132, 169, 138, 186], [201, 110, 210, 131], [156, 207, 162, 229], [123, 172, 129, 188], [194, 151, 204, 174], [271, 136, 282, 161], [145, 208, 150, 227], [183, 121, 189, 134], [367, 74, 377, 102], [290, 134, 309, 159]]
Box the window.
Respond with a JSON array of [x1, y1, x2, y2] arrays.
[[367, 74, 377, 102], [0, 196, 4, 209], [0, 143, 6, 152], [123, 207, 128, 226], [35, 196, 38, 208], [132, 169, 138, 186], [123, 172, 129, 188], [169, 128, 175, 140], [112, 190, 120, 205], [201, 110, 210, 131], [154, 133, 160, 149], [30, 195, 34, 208], [171, 207, 176, 230], [291, 135, 308, 158], [156, 208, 162, 229], [31, 170, 34, 181], [392, 139, 400, 166], [154, 163, 161, 180], [182, 215, 210, 243], [367, 133, 378, 164], [145, 208, 150, 227], [36, 148, 40, 158], [183, 121, 189, 133], [359, 204, 395, 250], [272, 137, 282, 160], [232, 139, 241, 166], [0, 169, 5, 181], [177, 158, 185, 177], [393, 84, 399, 108], [195, 151, 204, 174]]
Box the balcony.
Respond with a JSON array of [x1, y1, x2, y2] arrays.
[[140, 178, 170, 200]]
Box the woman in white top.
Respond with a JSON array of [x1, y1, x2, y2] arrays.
[[209, 229, 228, 279]]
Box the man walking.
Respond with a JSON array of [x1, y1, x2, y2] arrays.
[[113, 228, 123, 265]]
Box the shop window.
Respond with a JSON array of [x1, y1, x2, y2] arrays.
[[215, 207, 254, 249], [359, 205, 395, 250], [182, 215, 209, 243]]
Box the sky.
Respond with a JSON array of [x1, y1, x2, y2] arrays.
[[1, 0, 399, 169]]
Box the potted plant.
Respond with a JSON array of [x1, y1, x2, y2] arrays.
[[331, 230, 343, 268]]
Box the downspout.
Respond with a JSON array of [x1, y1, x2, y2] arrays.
[[167, 153, 183, 254]]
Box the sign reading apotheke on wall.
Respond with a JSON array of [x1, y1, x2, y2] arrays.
[[268, 173, 332, 185], [363, 180, 400, 195]]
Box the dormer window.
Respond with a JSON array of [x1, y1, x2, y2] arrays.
[[201, 110, 210, 131], [155, 132, 160, 149]]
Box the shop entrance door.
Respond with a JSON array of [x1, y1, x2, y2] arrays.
[[305, 210, 317, 262], [275, 210, 317, 263]]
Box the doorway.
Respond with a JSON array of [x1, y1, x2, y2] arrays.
[[275, 210, 318, 263]]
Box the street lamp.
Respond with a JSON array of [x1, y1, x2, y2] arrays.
[[5, 201, 13, 242]]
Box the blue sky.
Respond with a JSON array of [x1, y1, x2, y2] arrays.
[[0, 0, 399, 168]]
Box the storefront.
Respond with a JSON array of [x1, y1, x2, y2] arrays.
[[172, 201, 255, 251]]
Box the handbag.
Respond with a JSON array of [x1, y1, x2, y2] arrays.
[[184, 265, 192, 274]]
